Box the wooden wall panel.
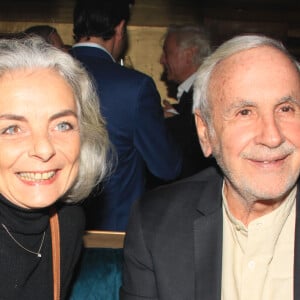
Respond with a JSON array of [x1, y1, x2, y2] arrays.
[[0, 21, 169, 100], [0, 0, 300, 96]]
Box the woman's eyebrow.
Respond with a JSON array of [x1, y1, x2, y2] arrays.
[[49, 109, 78, 122], [0, 110, 78, 122], [0, 114, 25, 121]]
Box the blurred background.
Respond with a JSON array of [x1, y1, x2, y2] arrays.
[[0, 0, 299, 100]]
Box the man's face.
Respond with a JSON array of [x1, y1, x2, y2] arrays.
[[160, 33, 188, 84], [196, 46, 300, 206]]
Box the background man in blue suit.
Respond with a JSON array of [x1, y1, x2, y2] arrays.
[[71, 0, 182, 231]]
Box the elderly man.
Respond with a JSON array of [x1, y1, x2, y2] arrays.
[[160, 25, 214, 179], [121, 34, 300, 300]]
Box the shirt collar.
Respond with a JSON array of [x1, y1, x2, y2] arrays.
[[177, 73, 197, 99], [222, 181, 297, 232], [72, 42, 116, 62]]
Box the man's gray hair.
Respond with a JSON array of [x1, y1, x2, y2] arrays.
[[193, 34, 300, 125], [0, 36, 111, 203], [165, 24, 211, 66]]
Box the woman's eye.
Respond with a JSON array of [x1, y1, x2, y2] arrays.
[[2, 125, 20, 135], [55, 122, 73, 132]]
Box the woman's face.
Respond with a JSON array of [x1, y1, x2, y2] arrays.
[[0, 68, 80, 209]]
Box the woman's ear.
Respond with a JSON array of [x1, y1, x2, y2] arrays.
[[194, 109, 213, 157]]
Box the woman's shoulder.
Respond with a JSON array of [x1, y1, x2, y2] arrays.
[[56, 203, 85, 234]]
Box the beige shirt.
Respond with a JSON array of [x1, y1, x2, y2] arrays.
[[221, 185, 296, 300]]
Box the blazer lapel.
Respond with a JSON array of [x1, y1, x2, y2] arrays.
[[294, 181, 300, 299], [192, 175, 300, 299], [176, 89, 193, 115], [194, 211, 223, 300], [194, 173, 223, 300]]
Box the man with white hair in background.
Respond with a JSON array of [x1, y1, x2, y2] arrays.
[[160, 24, 214, 179]]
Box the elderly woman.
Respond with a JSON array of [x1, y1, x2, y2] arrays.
[[0, 36, 110, 299]]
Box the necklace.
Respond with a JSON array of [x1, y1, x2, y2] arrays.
[[1, 223, 45, 258]]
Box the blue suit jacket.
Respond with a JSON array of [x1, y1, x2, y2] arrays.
[[71, 46, 182, 231]]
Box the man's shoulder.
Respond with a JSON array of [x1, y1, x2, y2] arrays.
[[139, 167, 223, 216], [72, 46, 153, 83], [127, 167, 223, 239], [111, 63, 154, 83]]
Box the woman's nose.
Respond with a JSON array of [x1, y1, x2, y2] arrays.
[[28, 132, 56, 161]]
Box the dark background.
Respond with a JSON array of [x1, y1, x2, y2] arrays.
[[0, 0, 299, 57]]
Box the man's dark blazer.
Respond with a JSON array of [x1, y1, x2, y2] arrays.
[[165, 87, 215, 179], [71, 46, 182, 231], [121, 167, 300, 299]]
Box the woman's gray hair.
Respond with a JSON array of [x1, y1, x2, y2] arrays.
[[165, 24, 211, 66], [0, 36, 111, 203], [193, 34, 300, 126]]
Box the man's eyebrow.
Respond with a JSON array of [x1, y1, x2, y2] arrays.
[[279, 95, 300, 105], [223, 96, 300, 114], [224, 99, 255, 114]]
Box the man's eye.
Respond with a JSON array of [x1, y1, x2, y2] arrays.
[[238, 109, 251, 116], [2, 125, 20, 135], [281, 106, 293, 112], [55, 122, 73, 132]]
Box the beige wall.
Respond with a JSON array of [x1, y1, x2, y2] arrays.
[[0, 21, 170, 102], [127, 26, 170, 101]]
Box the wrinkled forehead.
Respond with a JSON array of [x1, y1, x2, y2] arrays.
[[208, 46, 300, 103]]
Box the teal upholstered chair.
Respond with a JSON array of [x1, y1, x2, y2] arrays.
[[69, 231, 125, 300]]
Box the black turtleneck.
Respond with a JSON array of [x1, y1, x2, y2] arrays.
[[0, 194, 85, 300]]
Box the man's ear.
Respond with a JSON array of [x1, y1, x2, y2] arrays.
[[115, 20, 125, 39], [194, 109, 213, 157], [184, 47, 196, 65]]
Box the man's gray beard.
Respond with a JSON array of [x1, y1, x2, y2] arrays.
[[209, 131, 298, 207]]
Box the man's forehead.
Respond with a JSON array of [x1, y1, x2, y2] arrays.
[[212, 46, 291, 77], [207, 46, 300, 107], [208, 46, 298, 90]]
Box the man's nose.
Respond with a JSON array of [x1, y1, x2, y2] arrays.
[[255, 115, 284, 148]]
